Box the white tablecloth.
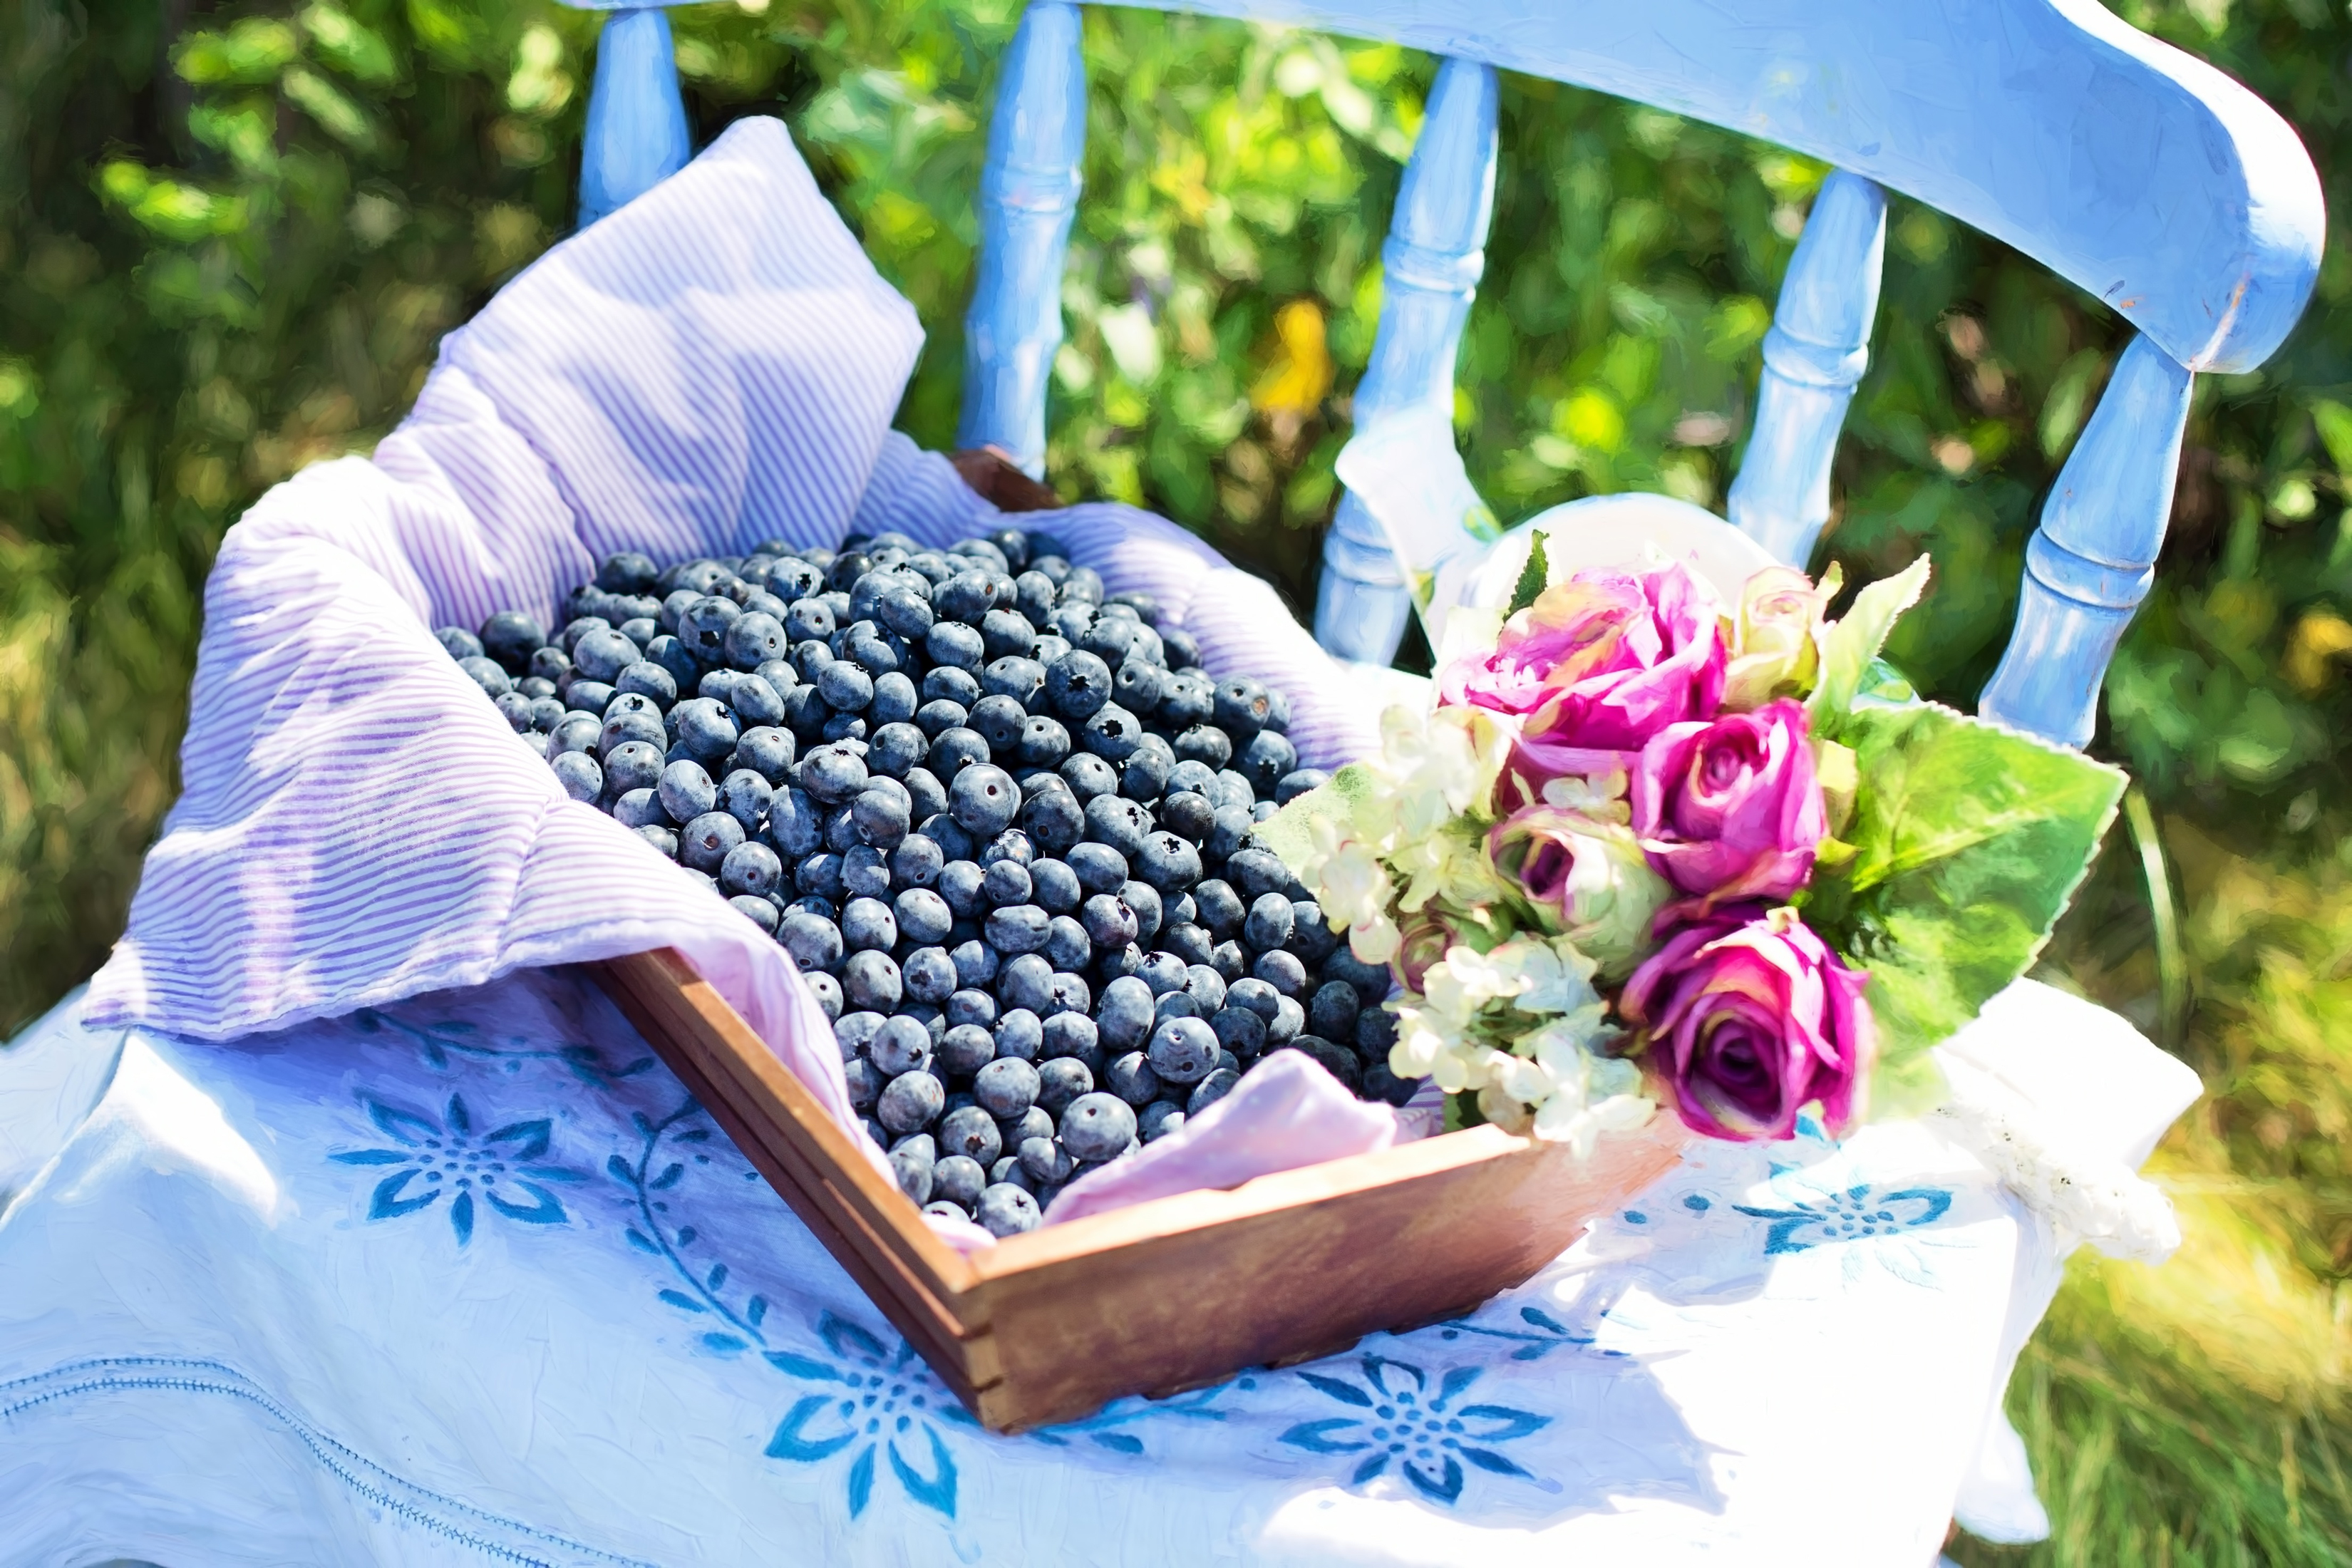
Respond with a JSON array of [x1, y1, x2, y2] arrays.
[[0, 968, 2195, 1566]]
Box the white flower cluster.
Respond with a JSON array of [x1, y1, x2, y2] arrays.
[[1934, 1066, 2182, 1264], [1390, 936, 1655, 1157]]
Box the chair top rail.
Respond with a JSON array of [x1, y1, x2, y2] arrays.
[[1103, 0, 2323, 373]]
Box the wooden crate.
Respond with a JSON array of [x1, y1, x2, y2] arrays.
[[597, 947, 1687, 1433]]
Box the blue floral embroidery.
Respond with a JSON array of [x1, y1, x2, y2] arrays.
[[605, 1095, 1239, 1518], [331, 1093, 582, 1246], [1279, 1354, 1550, 1505], [352, 1008, 656, 1086], [1434, 1304, 1621, 1363], [1733, 1184, 1954, 1255]]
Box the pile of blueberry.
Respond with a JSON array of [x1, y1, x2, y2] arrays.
[[438, 527, 1413, 1237]]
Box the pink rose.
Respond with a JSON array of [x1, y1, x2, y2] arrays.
[[1440, 562, 1727, 757], [1630, 697, 1825, 905], [1620, 904, 1874, 1140]]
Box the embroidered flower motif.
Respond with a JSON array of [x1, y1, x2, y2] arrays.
[[1278, 1355, 1549, 1505], [331, 1093, 579, 1245], [761, 1314, 965, 1518]]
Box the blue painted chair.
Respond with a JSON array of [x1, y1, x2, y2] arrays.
[[568, 0, 2323, 751]]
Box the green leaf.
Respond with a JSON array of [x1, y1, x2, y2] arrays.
[[1800, 700, 2126, 1112], [1507, 527, 1550, 614], [1810, 556, 1931, 725], [1256, 762, 1376, 877]]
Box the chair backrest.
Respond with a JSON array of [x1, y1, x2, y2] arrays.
[[567, 0, 2323, 750]]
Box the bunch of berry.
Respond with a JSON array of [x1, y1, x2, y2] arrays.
[[438, 527, 1413, 1236]]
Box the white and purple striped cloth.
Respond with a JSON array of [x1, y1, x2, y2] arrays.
[[81, 117, 1380, 1192]]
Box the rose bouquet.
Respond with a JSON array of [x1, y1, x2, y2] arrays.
[[1262, 534, 2130, 1159]]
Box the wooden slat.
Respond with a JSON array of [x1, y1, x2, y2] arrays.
[[964, 1121, 1684, 1431]]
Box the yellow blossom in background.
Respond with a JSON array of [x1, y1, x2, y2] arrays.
[[1248, 299, 1334, 416]]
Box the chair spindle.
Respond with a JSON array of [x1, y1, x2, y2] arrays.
[[1726, 170, 1886, 568], [959, 1, 1088, 479], [1313, 57, 1499, 666], [1979, 334, 2192, 748], [577, 6, 693, 229]]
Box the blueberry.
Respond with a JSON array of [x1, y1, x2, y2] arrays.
[[723, 610, 787, 671], [1110, 659, 1165, 717], [803, 973, 843, 1020], [1285, 1036, 1363, 1094], [1095, 975, 1157, 1052], [966, 693, 1027, 753], [721, 840, 784, 899], [933, 1155, 986, 1212], [1274, 768, 1331, 807], [971, 1056, 1041, 1119], [1214, 676, 1272, 739], [975, 1183, 1041, 1237], [631, 823, 679, 858], [1254, 948, 1309, 997], [726, 673, 788, 728], [1155, 671, 1211, 730], [1187, 1068, 1239, 1115], [801, 743, 869, 805], [458, 655, 516, 699], [1147, 1015, 1220, 1085], [612, 659, 677, 709], [872, 586, 933, 642], [602, 741, 665, 799], [842, 950, 903, 1012], [946, 988, 999, 1030], [1059, 1092, 1137, 1162], [1105, 1051, 1161, 1107], [1017, 1135, 1076, 1186], [760, 789, 819, 860], [936, 930, 992, 987], [840, 842, 892, 898], [1309, 979, 1364, 1043], [1042, 651, 1113, 721], [1083, 794, 1153, 859], [938, 1105, 1003, 1165], [815, 660, 875, 713], [974, 607, 1032, 661], [981, 859, 1033, 907], [436, 625, 486, 661], [889, 1140, 934, 1203], [1191, 879, 1244, 940], [915, 699, 969, 739], [949, 763, 1020, 835], [922, 1023, 985, 1083], [851, 786, 912, 850], [1045, 970, 1093, 1018], [657, 759, 716, 824], [937, 859, 988, 919], [1226, 847, 1289, 900], [795, 852, 845, 900], [1036, 1057, 1095, 1115], [679, 596, 742, 661], [1080, 703, 1142, 762], [862, 1015, 925, 1076], [1209, 770, 1257, 815], [551, 712, 603, 755], [933, 570, 996, 624], [903, 766, 948, 824], [842, 1057, 884, 1113], [1172, 725, 1232, 770], [1067, 842, 1130, 894], [925, 620, 985, 671], [1322, 948, 1392, 1004], [1179, 964, 1228, 1018], [894, 887, 954, 947], [1011, 569, 1056, 624], [1040, 1009, 1100, 1071], [551, 750, 602, 803], [1137, 1101, 1187, 1143], [706, 769, 766, 835], [1060, 753, 1119, 801], [1209, 1005, 1269, 1057], [996, 954, 1057, 1018], [1120, 880, 1164, 946], [1018, 783, 1085, 853], [981, 656, 1046, 708], [671, 698, 739, 765], [927, 727, 991, 780], [1210, 939, 1247, 981], [1279, 911, 1333, 970], [1036, 914, 1088, 972], [778, 912, 844, 972], [985, 903, 1050, 954], [1268, 993, 1305, 1045], [994, 1007, 1044, 1062], [904, 946, 959, 1004], [878, 1070, 946, 1135], [1153, 991, 1200, 1027], [474, 612, 544, 676], [676, 811, 743, 874], [841, 897, 898, 953], [1133, 831, 1203, 892], [1242, 892, 1296, 953]]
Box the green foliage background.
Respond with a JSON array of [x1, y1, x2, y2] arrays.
[[5, 0, 2352, 1557]]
